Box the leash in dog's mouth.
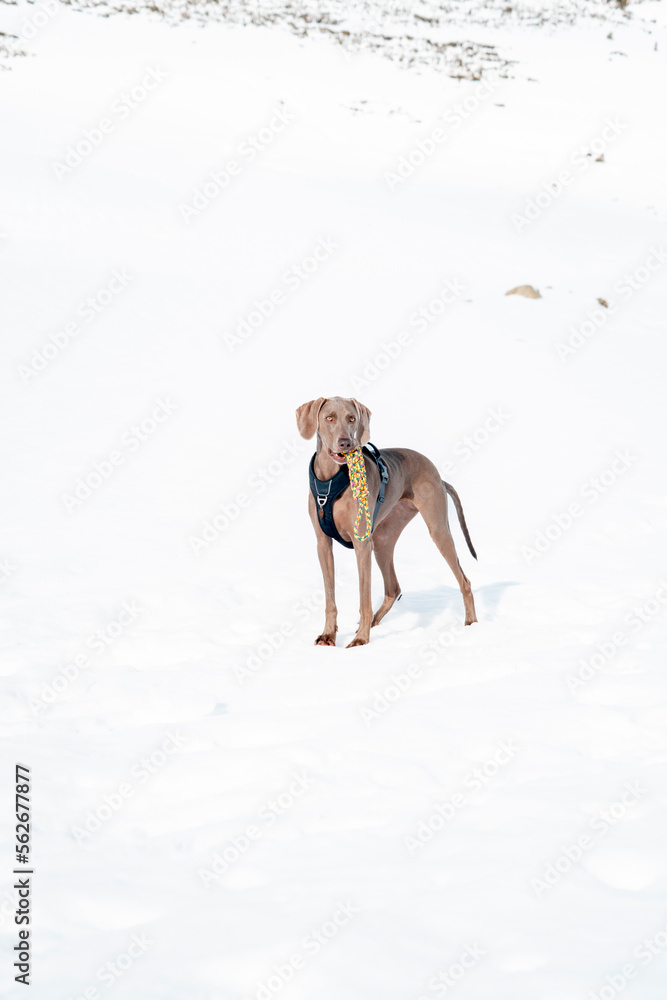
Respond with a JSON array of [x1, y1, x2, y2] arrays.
[[345, 448, 372, 542], [328, 448, 349, 465]]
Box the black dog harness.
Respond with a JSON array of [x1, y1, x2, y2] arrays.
[[309, 443, 389, 548]]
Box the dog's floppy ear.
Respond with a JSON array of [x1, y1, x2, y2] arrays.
[[296, 398, 326, 439], [351, 398, 372, 445]]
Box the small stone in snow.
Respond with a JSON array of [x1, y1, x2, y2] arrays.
[[505, 285, 541, 299]]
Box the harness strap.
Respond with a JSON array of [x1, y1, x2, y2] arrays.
[[309, 443, 389, 548], [308, 457, 353, 548], [364, 442, 389, 530]]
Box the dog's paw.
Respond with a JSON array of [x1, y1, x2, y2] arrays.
[[314, 634, 336, 646], [346, 637, 368, 648]]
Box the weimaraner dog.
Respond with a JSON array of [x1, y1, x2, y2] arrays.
[[296, 396, 478, 647]]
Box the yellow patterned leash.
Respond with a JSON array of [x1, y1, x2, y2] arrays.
[[345, 448, 372, 541]]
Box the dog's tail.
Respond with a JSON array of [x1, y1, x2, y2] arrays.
[[442, 480, 477, 560]]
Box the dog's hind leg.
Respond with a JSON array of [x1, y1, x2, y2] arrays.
[[414, 480, 477, 626]]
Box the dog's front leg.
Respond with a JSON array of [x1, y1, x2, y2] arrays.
[[308, 495, 337, 646], [347, 539, 373, 648], [314, 534, 337, 646]]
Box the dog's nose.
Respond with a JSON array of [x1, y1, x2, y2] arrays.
[[338, 437, 353, 452]]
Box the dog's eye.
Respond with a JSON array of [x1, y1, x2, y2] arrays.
[[348, 415, 356, 422]]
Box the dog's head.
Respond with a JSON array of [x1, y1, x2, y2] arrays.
[[296, 396, 372, 465]]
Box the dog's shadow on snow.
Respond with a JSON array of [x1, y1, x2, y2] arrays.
[[382, 580, 519, 632]]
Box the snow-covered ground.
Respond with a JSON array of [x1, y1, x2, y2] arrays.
[[1, 1, 667, 997]]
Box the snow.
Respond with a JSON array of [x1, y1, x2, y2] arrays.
[[1, 0, 667, 997]]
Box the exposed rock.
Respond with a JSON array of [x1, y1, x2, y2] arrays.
[[506, 284, 542, 298]]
